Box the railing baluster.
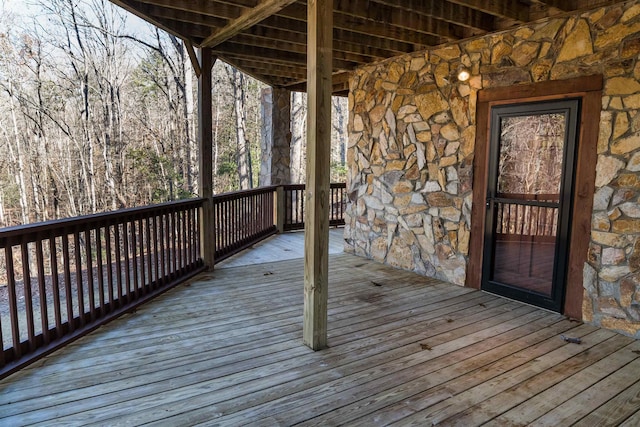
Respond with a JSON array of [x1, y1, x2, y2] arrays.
[[62, 234, 74, 332], [160, 211, 166, 284], [138, 217, 146, 295], [115, 223, 124, 304], [105, 224, 114, 312], [171, 209, 178, 278], [35, 239, 49, 345], [0, 289, 4, 367], [222, 200, 227, 254], [20, 241, 36, 352], [84, 228, 96, 322], [145, 217, 152, 287], [74, 231, 85, 326], [131, 218, 140, 299], [5, 246, 21, 359], [96, 227, 105, 317], [190, 208, 195, 266], [49, 236, 63, 338], [181, 209, 187, 272], [152, 215, 159, 287], [123, 222, 132, 302]]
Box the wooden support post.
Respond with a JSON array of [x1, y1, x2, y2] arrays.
[[198, 48, 216, 270], [303, 0, 332, 350]]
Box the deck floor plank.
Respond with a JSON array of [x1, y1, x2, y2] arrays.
[[529, 356, 640, 426], [434, 335, 637, 426], [573, 377, 640, 427], [0, 231, 638, 426], [388, 328, 617, 426], [148, 305, 543, 426], [619, 409, 640, 426], [486, 340, 640, 426]]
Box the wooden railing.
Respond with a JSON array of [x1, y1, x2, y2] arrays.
[[495, 193, 559, 240], [283, 182, 347, 231], [0, 183, 346, 378], [213, 186, 277, 262], [0, 199, 205, 377]]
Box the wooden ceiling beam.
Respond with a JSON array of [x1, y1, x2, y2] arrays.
[[257, 14, 417, 55], [283, 72, 350, 93], [224, 57, 307, 79], [218, 55, 280, 86], [331, 0, 464, 40], [213, 42, 359, 70], [332, 28, 415, 56], [230, 34, 379, 64], [277, 2, 444, 46], [535, 0, 577, 10], [446, 0, 530, 22], [133, 2, 228, 28], [242, 25, 394, 59], [137, 0, 245, 19], [112, 0, 193, 42], [371, 0, 496, 32], [201, 0, 298, 47], [149, 16, 212, 39]]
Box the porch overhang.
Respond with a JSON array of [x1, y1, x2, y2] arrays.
[[106, 0, 636, 348], [108, 0, 625, 95]]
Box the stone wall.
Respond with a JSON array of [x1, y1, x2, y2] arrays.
[[345, 1, 640, 337], [259, 87, 292, 186]]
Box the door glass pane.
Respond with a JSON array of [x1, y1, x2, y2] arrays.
[[491, 113, 566, 297], [497, 114, 565, 196]]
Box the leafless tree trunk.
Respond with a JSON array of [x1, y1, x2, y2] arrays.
[[333, 97, 347, 166], [290, 91, 306, 184], [7, 95, 30, 224], [229, 66, 252, 189]]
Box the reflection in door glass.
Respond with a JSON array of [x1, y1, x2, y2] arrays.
[[497, 114, 565, 196], [492, 113, 566, 297]]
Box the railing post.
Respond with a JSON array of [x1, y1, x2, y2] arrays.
[[276, 186, 285, 234]]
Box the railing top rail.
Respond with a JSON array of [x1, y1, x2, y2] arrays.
[[0, 198, 205, 242], [282, 184, 305, 190], [212, 186, 278, 202], [495, 192, 559, 201], [283, 182, 346, 190]]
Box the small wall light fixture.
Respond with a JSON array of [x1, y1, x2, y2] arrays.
[[457, 67, 470, 82]]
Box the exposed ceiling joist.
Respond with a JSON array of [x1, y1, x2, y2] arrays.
[[447, 0, 529, 22], [109, 0, 626, 92], [201, 0, 298, 47]]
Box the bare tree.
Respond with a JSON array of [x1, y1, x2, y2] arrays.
[[290, 91, 306, 184], [228, 65, 252, 190]]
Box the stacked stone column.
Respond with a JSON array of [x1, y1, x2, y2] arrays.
[[260, 87, 292, 186]]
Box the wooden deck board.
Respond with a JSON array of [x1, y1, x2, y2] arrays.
[[0, 231, 638, 426]]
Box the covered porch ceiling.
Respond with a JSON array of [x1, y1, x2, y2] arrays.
[[110, 0, 624, 94]]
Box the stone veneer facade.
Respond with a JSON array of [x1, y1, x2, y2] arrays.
[[344, 0, 640, 337]]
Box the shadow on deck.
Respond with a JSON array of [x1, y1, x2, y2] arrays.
[[1, 230, 639, 426]]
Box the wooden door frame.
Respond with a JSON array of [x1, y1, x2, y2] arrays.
[[466, 75, 602, 319]]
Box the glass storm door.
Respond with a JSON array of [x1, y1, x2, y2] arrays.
[[482, 99, 580, 312]]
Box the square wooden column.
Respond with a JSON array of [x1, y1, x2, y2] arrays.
[[198, 48, 216, 270], [303, 0, 332, 350]]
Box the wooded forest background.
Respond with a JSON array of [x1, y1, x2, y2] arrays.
[[0, 0, 348, 228]]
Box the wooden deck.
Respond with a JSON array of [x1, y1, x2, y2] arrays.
[[1, 231, 639, 426]]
